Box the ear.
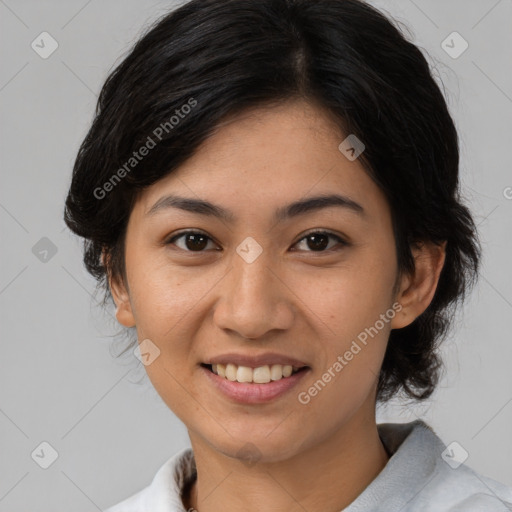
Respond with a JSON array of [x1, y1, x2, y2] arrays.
[[391, 240, 447, 329], [102, 250, 136, 328]]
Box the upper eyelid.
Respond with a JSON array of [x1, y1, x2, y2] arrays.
[[167, 229, 218, 244], [294, 229, 346, 242]]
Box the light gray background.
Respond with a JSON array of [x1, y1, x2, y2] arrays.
[[0, 0, 511, 510]]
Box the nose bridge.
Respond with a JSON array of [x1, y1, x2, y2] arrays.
[[213, 244, 293, 338], [234, 250, 273, 302]]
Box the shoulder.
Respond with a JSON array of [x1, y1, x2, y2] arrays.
[[103, 447, 195, 512], [384, 421, 512, 511], [103, 489, 145, 512], [421, 462, 512, 511], [348, 421, 512, 511]]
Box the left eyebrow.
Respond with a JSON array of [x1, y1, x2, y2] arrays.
[[274, 193, 366, 222], [146, 193, 367, 223]]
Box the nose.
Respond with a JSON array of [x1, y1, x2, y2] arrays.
[[213, 249, 295, 340]]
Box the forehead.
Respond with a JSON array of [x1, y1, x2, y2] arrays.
[[134, 100, 390, 225]]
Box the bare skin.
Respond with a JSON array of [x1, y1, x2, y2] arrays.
[[109, 99, 446, 512]]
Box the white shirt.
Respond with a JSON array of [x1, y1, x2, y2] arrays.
[[103, 420, 512, 511]]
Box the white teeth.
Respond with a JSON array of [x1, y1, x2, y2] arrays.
[[225, 363, 237, 381], [270, 364, 283, 380], [209, 363, 301, 383], [253, 365, 271, 383], [236, 366, 253, 382], [216, 364, 226, 378]]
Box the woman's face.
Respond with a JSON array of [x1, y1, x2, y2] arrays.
[[112, 99, 407, 462]]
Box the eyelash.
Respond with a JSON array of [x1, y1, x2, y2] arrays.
[[165, 229, 348, 253]]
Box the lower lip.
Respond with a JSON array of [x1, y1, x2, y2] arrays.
[[200, 365, 310, 404]]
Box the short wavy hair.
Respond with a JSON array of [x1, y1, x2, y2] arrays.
[[64, 0, 481, 402]]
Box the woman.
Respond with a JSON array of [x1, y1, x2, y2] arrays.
[[64, 0, 512, 510]]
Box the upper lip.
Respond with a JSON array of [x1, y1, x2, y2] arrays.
[[204, 352, 309, 368]]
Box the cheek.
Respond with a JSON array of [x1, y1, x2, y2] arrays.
[[290, 251, 395, 403], [293, 256, 396, 343], [127, 258, 213, 336], [296, 274, 393, 423], [127, 264, 207, 416]]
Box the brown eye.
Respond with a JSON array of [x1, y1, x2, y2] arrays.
[[167, 231, 218, 252], [293, 231, 347, 252]]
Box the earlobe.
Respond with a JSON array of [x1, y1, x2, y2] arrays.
[[102, 250, 136, 328], [390, 240, 447, 330], [112, 290, 136, 328], [110, 277, 136, 328]]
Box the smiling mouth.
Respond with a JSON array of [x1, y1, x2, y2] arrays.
[[201, 363, 308, 384]]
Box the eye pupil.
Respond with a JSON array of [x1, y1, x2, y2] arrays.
[[307, 233, 329, 251], [186, 234, 208, 251]]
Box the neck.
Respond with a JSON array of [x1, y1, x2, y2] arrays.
[[183, 407, 389, 512]]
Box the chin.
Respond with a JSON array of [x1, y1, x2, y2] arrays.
[[207, 431, 306, 465]]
